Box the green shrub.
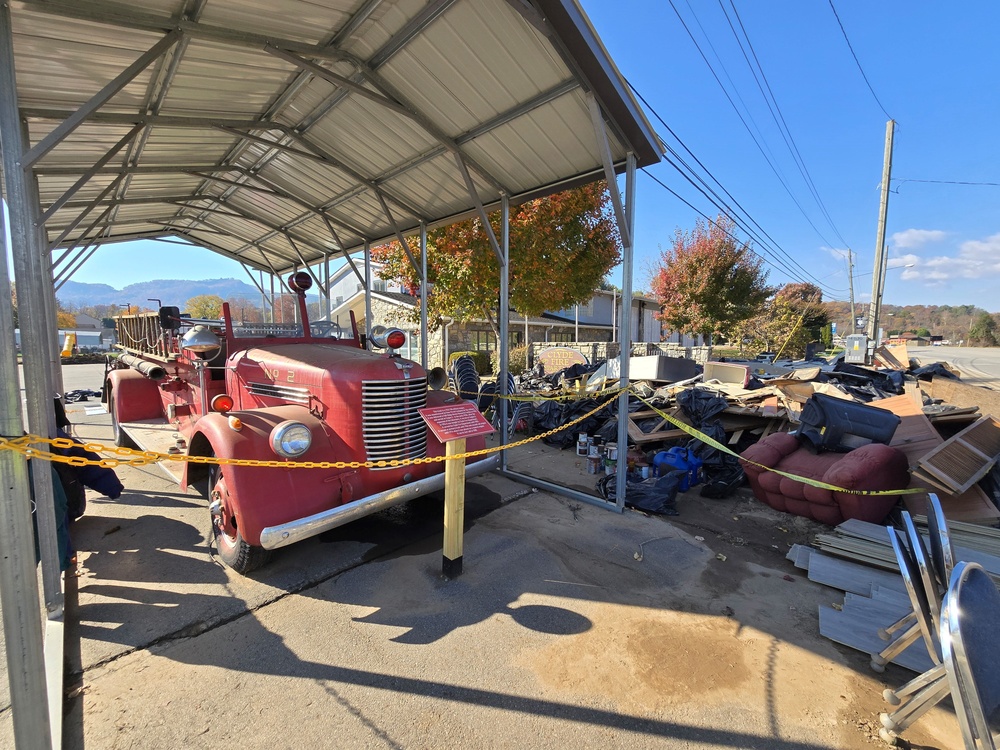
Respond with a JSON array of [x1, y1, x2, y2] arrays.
[[491, 345, 528, 376], [448, 350, 491, 375]]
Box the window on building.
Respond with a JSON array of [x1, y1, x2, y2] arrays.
[[471, 330, 497, 351], [508, 331, 523, 348], [372, 279, 387, 292], [549, 331, 573, 342]]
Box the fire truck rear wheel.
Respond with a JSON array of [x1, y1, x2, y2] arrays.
[[208, 459, 271, 574]]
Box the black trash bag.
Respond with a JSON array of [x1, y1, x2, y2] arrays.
[[596, 471, 683, 515], [594, 418, 620, 443], [685, 420, 727, 466], [623, 473, 683, 516], [532, 400, 562, 431], [700, 463, 745, 499], [833, 362, 903, 395], [677, 388, 728, 425], [911, 362, 959, 381], [542, 398, 614, 449]]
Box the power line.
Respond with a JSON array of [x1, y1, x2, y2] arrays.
[[827, 0, 892, 120], [666, 0, 843, 256], [894, 179, 1000, 187], [723, 0, 854, 252], [627, 80, 845, 295]]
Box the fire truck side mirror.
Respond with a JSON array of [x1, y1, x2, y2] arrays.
[[158, 306, 181, 331]]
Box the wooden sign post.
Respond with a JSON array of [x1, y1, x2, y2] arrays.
[[420, 402, 495, 578]]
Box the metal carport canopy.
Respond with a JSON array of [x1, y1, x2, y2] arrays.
[[1, 2, 661, 748], [14, 0, 661, 273]]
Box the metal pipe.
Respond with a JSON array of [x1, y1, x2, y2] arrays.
[[364, 240, 373, 349], [614, 153, 637, 512], [118, 353, 166, 380]]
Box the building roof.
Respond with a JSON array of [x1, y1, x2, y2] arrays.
[[15, 0, 662, 276]]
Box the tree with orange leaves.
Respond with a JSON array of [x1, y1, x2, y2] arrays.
[[372, 182, 620, 336], [650, 215, 770, 342]]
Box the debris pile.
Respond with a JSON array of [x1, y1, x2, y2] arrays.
[[493, 345, 1000, 525]]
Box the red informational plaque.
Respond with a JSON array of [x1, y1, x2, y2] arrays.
[[419, 402, 495, 443]]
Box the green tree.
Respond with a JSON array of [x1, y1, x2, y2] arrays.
[[915, 327, 931, 338], [372, 182, 620, 337], [184, 294, 224, 320], [650, 215, 771, 341], [969, 313, 998, 346]]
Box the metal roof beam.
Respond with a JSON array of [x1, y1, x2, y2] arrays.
[[17, 0, 362, 66], [587, 92, 630, 247], [367, 0, 456, 69], [264, 45, 412, 119], [284, 233, 326, 292], [188, 169, 366, 246], [454, 152, 503, 264], [39, 124, 143, 224], [22, 31, 181, 168], [374, 191, 421, 279], [331, 0, 385, 46], [35, 162, 232, 175], [22, 109, 279, 130], [47, 172, 125, 251]]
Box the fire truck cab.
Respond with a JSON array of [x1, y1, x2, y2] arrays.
[[104, 272, 496, 573]]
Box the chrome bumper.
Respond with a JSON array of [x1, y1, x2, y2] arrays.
[[258, 454, 500, 550]]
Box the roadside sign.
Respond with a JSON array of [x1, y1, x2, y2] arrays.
[[419, 402, 494, 443]]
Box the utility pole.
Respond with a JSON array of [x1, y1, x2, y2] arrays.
[[846, 249, 856, 337], [866, 119, 895, 354]]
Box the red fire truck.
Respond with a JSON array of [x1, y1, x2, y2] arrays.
[[104, 272, 496, 573]]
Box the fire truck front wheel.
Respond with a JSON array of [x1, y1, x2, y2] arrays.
[[207, 458, 271, 574], [109, 393, 136, 449]]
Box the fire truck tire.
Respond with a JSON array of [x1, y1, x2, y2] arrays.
[[109, 394, 137, 449], [208, 460, 271, 574]]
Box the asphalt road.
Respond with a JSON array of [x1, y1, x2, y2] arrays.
[[908, 346, 1000, 386]]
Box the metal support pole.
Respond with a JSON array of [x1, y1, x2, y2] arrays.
[[364, 240, 373, 348], [269, 273, 275, 325], [614, 154, 637, 511], [499, 194, 510, 469], [847, 250, 856, 337], [420, 222, 428, 369], [324, 252, 331, 320], [866, 120, 895, 351], [0, 5, 55, 748]]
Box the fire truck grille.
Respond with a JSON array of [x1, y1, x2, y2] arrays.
[[362, 378, 427, 468]]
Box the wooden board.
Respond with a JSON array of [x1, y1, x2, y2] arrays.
[[869, 395, 1000, 523], [923, 377, 1000, 419]]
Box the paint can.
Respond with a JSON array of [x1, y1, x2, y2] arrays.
[[576, 432, 589, 456], [587, 455, 601, 474]]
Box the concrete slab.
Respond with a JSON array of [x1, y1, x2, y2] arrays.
[[2, 365, 964, 748]]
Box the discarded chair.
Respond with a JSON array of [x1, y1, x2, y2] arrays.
[[941, 561, 1000, 750]]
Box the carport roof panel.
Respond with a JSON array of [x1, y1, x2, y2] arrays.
[[11, 0, 660, 273]]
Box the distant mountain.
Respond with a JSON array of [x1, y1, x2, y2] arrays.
[[57, 278, 262, 308]]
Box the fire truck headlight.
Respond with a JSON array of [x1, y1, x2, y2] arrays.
[[270, 421, 312, 458]]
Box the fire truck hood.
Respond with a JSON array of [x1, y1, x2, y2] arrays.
[[238, 343, 423, 381]]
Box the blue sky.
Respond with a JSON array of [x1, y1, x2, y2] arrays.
[[63, 0, 1000, 311]]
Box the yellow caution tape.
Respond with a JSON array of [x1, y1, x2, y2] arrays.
[[2, 387, 924, 498], [0, 390, 620, 470], [631, 393, 925, 497]]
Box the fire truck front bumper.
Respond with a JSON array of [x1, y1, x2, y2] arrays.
[[258, 454, 501, 550]]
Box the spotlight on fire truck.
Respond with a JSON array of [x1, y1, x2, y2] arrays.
[[181, 325, 221, 356], [369, 325, 406, 350], [288, 271, 312, 294], [427, 367, 447, 390]]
